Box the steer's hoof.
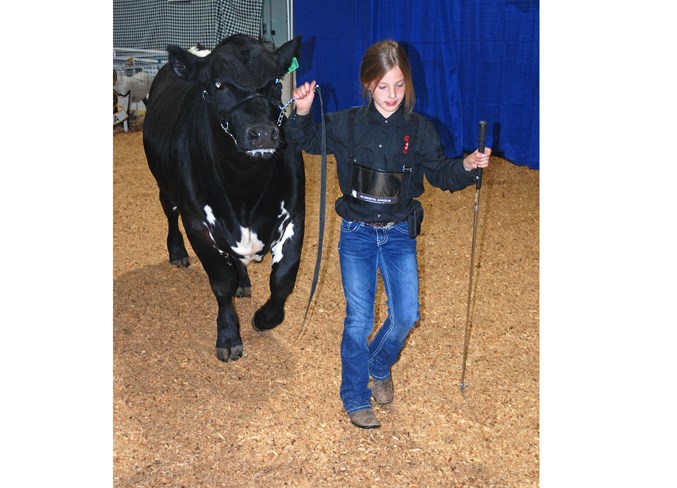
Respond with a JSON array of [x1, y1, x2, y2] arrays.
[[251, 307, 283, 332], [251, 315, 264, 332], [170, 256, 190, 267], [215, 345, 243, 362], [234, 286, 252, 298]]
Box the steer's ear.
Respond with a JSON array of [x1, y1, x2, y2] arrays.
[[275, 35, 302, 77], [167, 45, 200, 81]]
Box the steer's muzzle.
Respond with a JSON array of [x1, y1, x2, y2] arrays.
[[247, 125, 279, 147], [244, 125, 280, 158]]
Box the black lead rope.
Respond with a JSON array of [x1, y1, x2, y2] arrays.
[[298, 85, 327, 339]]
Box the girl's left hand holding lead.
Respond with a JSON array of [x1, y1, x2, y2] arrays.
[[463, 147, 492, 171]]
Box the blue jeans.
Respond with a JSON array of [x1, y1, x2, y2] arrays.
[[338, 218, 420, 413]]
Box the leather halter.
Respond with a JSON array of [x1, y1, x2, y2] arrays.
[[201, 84, 292, 145]]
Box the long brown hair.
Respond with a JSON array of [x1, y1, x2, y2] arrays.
[[360, 39, 416, 116]]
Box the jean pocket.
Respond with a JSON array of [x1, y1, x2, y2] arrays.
[[341, 219, 362, 233], [393, 221, 410, 235]]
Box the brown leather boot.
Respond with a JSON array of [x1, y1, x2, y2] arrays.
[[348, 408, 381, 429], [371, 377, 394, 405]]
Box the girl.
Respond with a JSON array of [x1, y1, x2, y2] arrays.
[[286, 40, 491, 429]]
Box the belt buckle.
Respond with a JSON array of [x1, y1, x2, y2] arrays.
[[369, 221, 395, 229]]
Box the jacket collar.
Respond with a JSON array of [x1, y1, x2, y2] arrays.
[[362, 102, 408, 126]]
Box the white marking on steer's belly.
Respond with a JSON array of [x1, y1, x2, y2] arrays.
[[202, 203, 292, 265], [271, 201, 295, 264], [232, 226, 265, 265]]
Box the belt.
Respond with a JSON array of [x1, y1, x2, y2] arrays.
[[355, 219, 404, 229]]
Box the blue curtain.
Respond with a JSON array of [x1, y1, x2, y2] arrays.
[[293, 0, 539, 169]]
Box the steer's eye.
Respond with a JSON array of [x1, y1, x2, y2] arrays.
[[214, 81, 223, 90]]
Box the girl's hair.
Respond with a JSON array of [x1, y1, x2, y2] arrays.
[[360, 39, 416, 116]]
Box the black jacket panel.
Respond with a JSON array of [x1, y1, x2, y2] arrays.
[[285, 103, 475, 223]]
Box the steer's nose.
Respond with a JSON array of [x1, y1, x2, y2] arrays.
[[246, 125, 280, 148]]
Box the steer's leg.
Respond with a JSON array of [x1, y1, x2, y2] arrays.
[[159, 190, 190, 267], [205, 254, 244, 361], [210, 263, 244, 361], [232, 259, 252, 298], [253, 222, 304, 331], [185, 226, 243, 362]]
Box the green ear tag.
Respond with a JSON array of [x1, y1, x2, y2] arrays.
[[287, 57, 299, 73]]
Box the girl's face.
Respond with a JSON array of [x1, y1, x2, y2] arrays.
[[369, 66, 406, 118]]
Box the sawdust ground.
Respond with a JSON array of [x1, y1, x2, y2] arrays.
[[113, 128, 539, 487]]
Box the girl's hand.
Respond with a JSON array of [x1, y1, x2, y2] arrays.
[[463, 147, 492, 171], [292, 80, 317, 116]]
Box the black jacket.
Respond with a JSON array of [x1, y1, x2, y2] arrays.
[[285, 103, 476, 223]]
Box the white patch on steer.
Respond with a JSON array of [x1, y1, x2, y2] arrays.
[[202, 205, 230, 262], [271, 201, 295, 264], [204, 205, 216, 225], [188, 45, 211, 57], [232, 226, 265, 265]]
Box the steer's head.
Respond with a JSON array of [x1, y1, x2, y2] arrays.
[[167, 34, 302, 159]]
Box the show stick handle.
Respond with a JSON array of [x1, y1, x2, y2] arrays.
[[476, 120, 487, 190]]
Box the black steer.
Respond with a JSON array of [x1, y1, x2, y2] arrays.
[[143, 34, 305, 362]]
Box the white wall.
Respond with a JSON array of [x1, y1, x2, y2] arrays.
[[262, 0, 295, 112], [261, 0, 290, 49]]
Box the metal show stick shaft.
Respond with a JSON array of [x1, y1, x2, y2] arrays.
[[460, 120, 487, 393]]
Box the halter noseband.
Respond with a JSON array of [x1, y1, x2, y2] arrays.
[[201, 86, 294, 146]]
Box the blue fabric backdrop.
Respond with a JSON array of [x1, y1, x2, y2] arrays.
[[293, 0, 539, 169]]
